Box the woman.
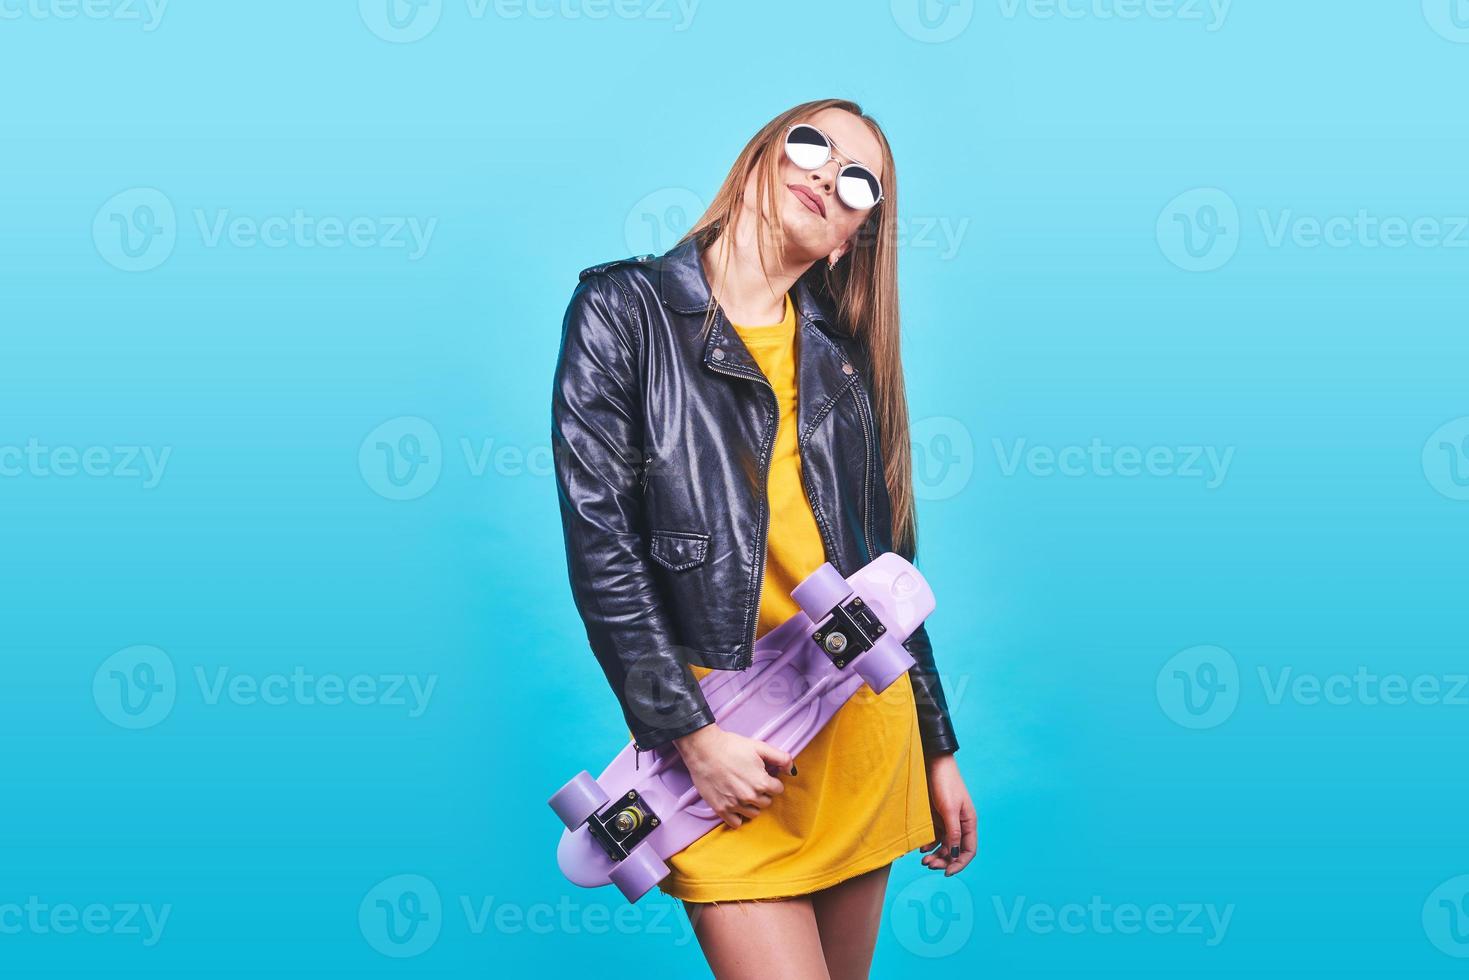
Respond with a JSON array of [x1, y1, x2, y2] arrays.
[[552, 99, 976, 978]]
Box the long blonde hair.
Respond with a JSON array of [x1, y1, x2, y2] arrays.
[[679, 99, 918, 557]]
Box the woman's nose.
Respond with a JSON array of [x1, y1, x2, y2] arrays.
[[810, 161, 839, 188]]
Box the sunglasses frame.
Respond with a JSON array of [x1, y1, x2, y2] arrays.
[[782, 122, 885, 212]]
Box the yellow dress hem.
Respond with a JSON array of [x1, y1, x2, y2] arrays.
[[656, 824, 935, 904]]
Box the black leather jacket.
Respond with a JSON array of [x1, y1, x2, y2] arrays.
[[551, 235, 959, 756]]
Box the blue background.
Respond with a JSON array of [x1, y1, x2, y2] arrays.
[[2, 0, 1466, 975]]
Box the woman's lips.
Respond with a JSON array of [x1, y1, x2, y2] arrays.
[[788, 184, 826, 218]]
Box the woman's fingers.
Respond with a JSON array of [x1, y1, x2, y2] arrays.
[[942, 805, 963, 863], [945, 798, 979, 876], [752, 739, 793, 772], [921, 831, 948, 868], [706, 753, 800, 830], [920, 806, 964, 871]]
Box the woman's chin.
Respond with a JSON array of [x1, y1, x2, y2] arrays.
[[777, 219, 830, 262]]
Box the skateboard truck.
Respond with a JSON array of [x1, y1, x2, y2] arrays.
[[586, 789, 661, 863], [811, 595, 887, 669]]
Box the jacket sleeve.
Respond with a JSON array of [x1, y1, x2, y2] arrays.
[[897, 551, 962, 756], [551, 273, 716, 751], [848, 335, 961, 757]]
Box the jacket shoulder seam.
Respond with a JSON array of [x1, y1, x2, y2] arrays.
[[578, 267, 644, 351]]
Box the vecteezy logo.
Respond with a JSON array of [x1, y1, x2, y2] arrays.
[[1422, 417, 1469, 502], [1423, 875, 1469, 957], [359, 417, 442, 501], [624, 188, 704, 257], [93, 188, 177, 273], [359, 874, 442, 958], [890, 0, 974, 43], [1157, 188, 1240, 273], [93, 645, 177, 730], [359, 0, 442, 43], [1423, 0, 1469, 43], [622, 649, 705, 731], [1156, 644, 1239, 729], [889, 874, 974, 958], [910, 416, 975, 501]]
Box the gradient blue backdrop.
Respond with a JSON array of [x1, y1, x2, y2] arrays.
[[2, 1, 1466, 976]]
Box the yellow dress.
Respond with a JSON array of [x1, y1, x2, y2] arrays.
[[658, 292, 935, 903]]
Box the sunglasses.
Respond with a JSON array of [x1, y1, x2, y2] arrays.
[[783, 123, 884, 212]]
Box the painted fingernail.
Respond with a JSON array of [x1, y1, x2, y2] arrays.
[[948, 844, 960, 858], [790, 765, 798, 776]]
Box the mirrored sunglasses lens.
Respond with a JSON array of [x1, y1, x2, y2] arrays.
[[785, 125, 830, 170], [837, 167, 881, 210]]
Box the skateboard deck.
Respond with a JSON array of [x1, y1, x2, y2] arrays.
[[548, 552, 936, 902]]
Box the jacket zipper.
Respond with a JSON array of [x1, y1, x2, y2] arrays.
[[853, 384, 878, 559], [746, 377, 778, 668]]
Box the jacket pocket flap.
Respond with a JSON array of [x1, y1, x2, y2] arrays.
[[649, 530, 709, 572]]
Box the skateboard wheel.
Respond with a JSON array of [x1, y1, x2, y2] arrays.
[[548, 771, 609, 830], [609, 841, 669, 903], [853, 638, 916, 694], [791, 563, 851, 622]]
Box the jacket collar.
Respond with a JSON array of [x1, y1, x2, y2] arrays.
[[657, 235, 844, 339]]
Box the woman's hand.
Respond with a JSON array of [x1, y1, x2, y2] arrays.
[[674, 724, 793, 829], [919, 752, 978, 875]]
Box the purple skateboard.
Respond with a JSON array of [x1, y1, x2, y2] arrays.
[[548, 552, 936, 902]]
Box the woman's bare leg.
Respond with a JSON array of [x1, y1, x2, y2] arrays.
[[810, 865, 892, 980], [683, 896, 831, 980]]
